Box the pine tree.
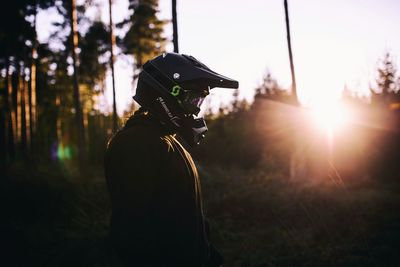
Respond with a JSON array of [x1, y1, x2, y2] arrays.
[[377, 53, 397, 95], [69, 0, 87, 167], [254, 71, 290, 103], [371, 52, 400, 107], [0, 1, 36, 161], [108, 0, 118, 132], [120, 0, 167, 79]]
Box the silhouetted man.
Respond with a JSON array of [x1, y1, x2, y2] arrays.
[[104, 53, 238, 267]]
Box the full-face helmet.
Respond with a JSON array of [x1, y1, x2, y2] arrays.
[[133, 52, 239, 145]]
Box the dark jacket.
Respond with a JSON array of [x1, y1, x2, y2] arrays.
[[104, 111, 221, 267]]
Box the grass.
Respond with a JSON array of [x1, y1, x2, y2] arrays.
[[2, 161, 400, 266], [1, 163, 111, 266], [199, 164, 400, 267]]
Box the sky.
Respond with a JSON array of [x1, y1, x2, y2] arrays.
[[37, 0, 400, 115]]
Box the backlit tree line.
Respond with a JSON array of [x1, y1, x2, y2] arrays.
[[1, 0, 399, 175], [0, 0, 166, 169]]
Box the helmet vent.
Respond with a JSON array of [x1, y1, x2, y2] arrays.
[[182, 54, 211, 70]]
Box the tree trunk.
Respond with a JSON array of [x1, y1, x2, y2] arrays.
[[6, 60, 16, 160], [29, 2, 38, 155], [0, 64, 6, 167], [172, 0, 179, 53], [284, 0, 297, 104], [108, 0, 118, 133], [284, 0, 304, 180], [19, 63, 28, 158], [25, 78, 31, 148], [15, 68, 21, 147], [0, 92, 5, 166], [70, 0, 87, 169], [56, 94, 62, 144]]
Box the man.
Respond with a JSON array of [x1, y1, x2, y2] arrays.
[[104, 53, 238, 266]]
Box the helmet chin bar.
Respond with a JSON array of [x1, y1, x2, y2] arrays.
[[179, 117, 208, 146], [192, 118, 208, 145]]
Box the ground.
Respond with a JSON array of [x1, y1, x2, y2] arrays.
[[1, 162, 400, 266]]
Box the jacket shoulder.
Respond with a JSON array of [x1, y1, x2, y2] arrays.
[[107, 124, 167, 156]]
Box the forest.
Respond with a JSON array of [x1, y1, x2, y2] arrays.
[[1, 0, 400, 266]]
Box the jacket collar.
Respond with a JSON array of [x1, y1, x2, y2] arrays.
[[123, 109, 176, 137]]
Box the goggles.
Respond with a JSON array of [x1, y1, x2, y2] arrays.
[[179, 88, 210, 116]]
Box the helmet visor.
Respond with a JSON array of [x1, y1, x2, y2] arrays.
[[181, 88, 209, 115]]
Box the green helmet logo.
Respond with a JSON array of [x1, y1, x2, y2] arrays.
[[171, 85, 181, 96]]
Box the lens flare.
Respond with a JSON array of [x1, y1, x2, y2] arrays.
[[310, 102, 350, 132], [51, 141, 73, 161]]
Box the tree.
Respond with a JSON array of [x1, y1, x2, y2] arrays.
[[0, 1, 36, 161], [120, 0, 167, 79], [79, 21, 109, 90], [69, 0, 87, 166], [0, 0, 56, 163], [377, 53, 398, 95], [29, 2, 38, 155], [34, 0, 117, 166], [254, 71, 291, 103], [283, 0, 298, 104], [371, 52, 400, 107], [1, 0, 170, 169], [172, 0, 179, 53], [108, 0, 118, 132]]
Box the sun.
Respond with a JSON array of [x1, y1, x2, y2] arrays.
[[309, 101, 351, 132]]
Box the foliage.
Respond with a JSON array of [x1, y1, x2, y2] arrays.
[[0, 0, 141, 166], [370, 52, 400, 107], [3, 156, 400, 266], [119, 0, 167, 77], [194, 72, 293, 171], [254, 71, 292, 104], [79, 21, 110, 91], [1, 165, 111, 266], [200, 164, 400, 267], [362, 53, 400, 178]]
